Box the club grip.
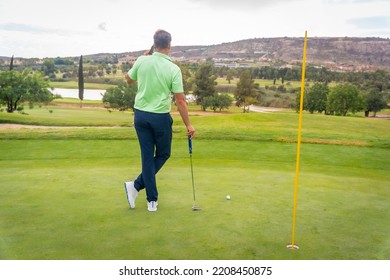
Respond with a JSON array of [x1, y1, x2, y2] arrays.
[[148, 45, 154, 55], [188, 136, 192, 154]]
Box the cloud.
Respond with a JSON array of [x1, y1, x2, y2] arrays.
[[98, 22, 107, 31], [0, 22, 92, 37], [0, 22, 52, 34], [352, 0, 387, 3], [349, 16, 390, 29], [186, 0, 301, 10]]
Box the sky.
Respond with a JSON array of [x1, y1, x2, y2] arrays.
[[0, 0, 389, 58]]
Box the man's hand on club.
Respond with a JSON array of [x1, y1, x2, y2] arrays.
[[186, 126, 196, 139]]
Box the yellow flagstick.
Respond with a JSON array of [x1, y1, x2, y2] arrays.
[[287, 31, 308, 250]]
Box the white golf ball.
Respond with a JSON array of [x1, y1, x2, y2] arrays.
[[226, 195, 231, 200]]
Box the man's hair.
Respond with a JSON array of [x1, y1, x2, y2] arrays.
[[154, 29, 172, 50]]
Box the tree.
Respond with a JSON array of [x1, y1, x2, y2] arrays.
[[284, 68, 296, 81], [9, 55, 14, 70], [105, 65, 111, 75], [226, 70, 234, 84], [326, 83, 364, 116], [215, 94, 233, 111], [121, 62, 133, 74], [193, 62, 217, 111], [201, 94, 233, 112], [78, 55, 84, 108], [305, 82, 329, 113], [0, 69, 53, 113], [112, 65, 118, 76], [41, 59, 56, 77], [102, 83, 137, 111], [176, 62, 192, 95], [364, 89, 387, 117], [235, 70, 257, 113], [201, 96, 216, 112]]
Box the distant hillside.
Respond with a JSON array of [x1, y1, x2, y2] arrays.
[[120, 37, 389, 72], [2, 37, 390, 72], [167, 37, 390, 71]]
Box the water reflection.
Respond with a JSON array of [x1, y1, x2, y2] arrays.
[[50, 88, 105, 100]]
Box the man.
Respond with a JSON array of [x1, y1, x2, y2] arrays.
[[124, 29, 196, 212]]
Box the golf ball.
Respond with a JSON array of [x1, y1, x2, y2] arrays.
[[226, 195, 231, 200]]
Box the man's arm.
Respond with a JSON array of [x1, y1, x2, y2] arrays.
[[125, 73, 136, 84], [174, 93, 196, 139]]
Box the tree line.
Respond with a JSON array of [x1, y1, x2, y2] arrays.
[[4, 56, 390, 87], [1, 56, 389, 115], [297, 82, 387, 117]]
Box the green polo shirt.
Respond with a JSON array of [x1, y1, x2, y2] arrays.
[[128, 52, 184, 113]]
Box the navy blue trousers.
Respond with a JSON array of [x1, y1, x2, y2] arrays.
[[133, 109, 173, 202]]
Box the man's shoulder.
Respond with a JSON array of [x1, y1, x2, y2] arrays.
[[158, 57, 181, 73], [136, 55, 149, 63], [170, 61, 181, 70]]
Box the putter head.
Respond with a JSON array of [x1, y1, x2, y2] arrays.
[[192, 206, 201, 211]]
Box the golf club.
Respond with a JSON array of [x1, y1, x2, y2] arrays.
[[148, 45, 154, 55], [188, 136, 201, 211]]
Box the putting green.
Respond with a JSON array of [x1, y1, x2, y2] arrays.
[[1, 137, 389, 259], [1, 107, 389, 259]]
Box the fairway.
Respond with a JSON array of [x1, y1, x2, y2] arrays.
[[0, 107, 389, 260]]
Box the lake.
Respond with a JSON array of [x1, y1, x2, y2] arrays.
[[50, 88, 106, 101]]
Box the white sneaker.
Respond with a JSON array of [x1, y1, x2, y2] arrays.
[[124, 181, 138, 208], [147, 201, 158, 212]]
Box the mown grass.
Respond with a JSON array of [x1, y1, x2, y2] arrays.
[[0, 105, 389, 260], [49, 81, 114, 90], [1, 105, 389, 147], [0, 106, 133, 127]]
